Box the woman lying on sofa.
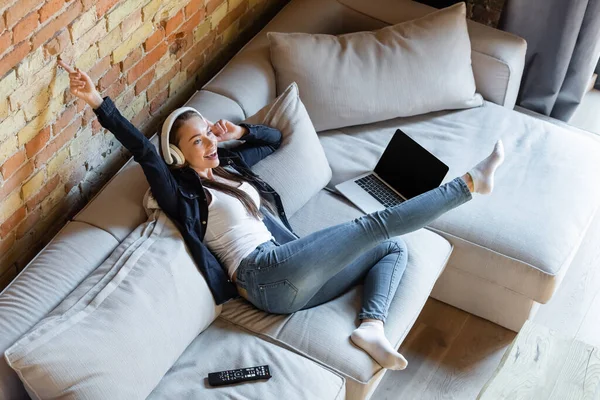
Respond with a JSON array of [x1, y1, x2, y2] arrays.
[[58, 59, 504, 371]]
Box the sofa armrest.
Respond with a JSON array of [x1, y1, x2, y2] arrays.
[[337, 0, 527, 109]]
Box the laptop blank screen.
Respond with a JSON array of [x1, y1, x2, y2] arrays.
[[374, 130, 449, 199]]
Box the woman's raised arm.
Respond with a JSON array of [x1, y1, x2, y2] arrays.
[[57, 59, 179, 217]]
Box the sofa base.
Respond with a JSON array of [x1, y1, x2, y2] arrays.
[[431, 265, 540, 332]]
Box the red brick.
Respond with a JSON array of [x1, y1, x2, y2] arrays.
[[0, 30, 11, 56], [135, 70, 154, 95], [44, 28, 70, 56], [81, 0, 94, 12], [121, 46, 143, 73], [96, 0, 120, 17], [0, 150, 27, 180], [0, 40, 31, 78], [147, 61, 180, 100], [184, 0, 204, 18], [178, 9, 205, 38], [0, 206, 26, 238], [0, 161, 33, 199], [181, 31, 214, 70], [122, 9, 141, 35], [31, 0, 81, 51], [98, 63, 120, 91], [163, 10, 184, 37], [88, 55, 111, 81], [126, 41, 167, 85], [207, 0, 226, 14], [35, 116, 81, 167], [13, 11, 40, 44], [76, 98, 86, 113], [6, 0, 40, 28], [144, 28, 164, 52], [25, 174, 60, 211], [16, 206, 41, 239], [39, 0, 65, 23], [102, 76, 126, 100], [150, 88, 168, 115], [0, 11, 5, 32], [25, 126, 51, 157], [52, 106, 77, 137]]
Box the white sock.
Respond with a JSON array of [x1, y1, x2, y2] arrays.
[[350, 321, 408, 370], [467, 139, 505, 194]]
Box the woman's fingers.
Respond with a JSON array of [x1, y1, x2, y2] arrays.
[[58, 59, 75, 73]]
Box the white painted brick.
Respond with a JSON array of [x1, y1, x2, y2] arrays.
[[107, 0, 146, 31], [169, 71, 187, 97], [154, 0, 188, 22], [0, 70, 18, 97], [61, 20, 107, 64], [75, 45, 99, 71], [98, 27, 122, 59], [70, 6, 97, 40], [47, 147, 70, 177], [155, 52, 178, 78], [193, 20, 210, 43], [16, 47, 46, 84], [22, 169, 45, 201], [0, 135, 18, 166], [0, 190, 22, 224], [122, 10, 143, 38], [23, 88, 50, 122], [211, 2, 227, 29], [123, 94, 146, 120], [0, 110, 26, 144], [112, 21, 153, 63], [9, 60, 55, 110], [142, 0, 162, 22], [229, 0, 244, 10], [17, 99, 63, 146], [0, 98, 9, 120], [68, 126, 93, 159]]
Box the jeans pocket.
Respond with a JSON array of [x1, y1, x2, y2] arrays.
[[258, 279, 299, 314]]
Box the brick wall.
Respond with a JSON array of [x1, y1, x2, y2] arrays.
[[0, 0, 289, 291]]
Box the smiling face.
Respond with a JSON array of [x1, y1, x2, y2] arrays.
[[174, 115, 220, 173]]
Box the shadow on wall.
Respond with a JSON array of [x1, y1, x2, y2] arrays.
[[414, 0, 505, 27]]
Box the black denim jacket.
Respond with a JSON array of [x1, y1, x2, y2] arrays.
[[92, 96, 300, 305]]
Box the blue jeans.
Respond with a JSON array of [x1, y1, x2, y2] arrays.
[[235, 177, 472, 323]]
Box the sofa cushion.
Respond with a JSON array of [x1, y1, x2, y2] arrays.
[[319, 100, 600, 303], [147, 317, 346, 399], [241, 82, 332, 217], [267, 2, 482, 132], [218, 189, 452, 383], [5, 210, 221, 400], [0, 222, 119, 400]]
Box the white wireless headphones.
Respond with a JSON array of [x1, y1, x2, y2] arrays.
[[160, 107, 209, 166]]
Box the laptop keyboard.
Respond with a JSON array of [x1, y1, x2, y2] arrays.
[[355, 174, 405, 208]]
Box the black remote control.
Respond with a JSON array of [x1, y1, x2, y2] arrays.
[[208, 365, 271, 386]]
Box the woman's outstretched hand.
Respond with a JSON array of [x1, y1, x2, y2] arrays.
[[57, 58, 104, 109], [208, 119, 248, 142]]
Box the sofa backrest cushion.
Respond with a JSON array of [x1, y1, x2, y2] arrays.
[[4, 209, 221, 399], [267, 2, 483, 132], [242, 82, 332, 217]]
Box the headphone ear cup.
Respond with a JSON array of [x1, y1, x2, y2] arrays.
[[169, 144, 186, 166]]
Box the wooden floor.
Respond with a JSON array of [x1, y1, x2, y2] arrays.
[[371, 199, 600, 399]]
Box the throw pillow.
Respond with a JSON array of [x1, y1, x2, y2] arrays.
[[267, 2, 483, 132], [242, 81, 332, 217], [4, 205, 221, 399]]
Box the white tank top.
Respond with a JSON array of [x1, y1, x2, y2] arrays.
[[203, 177, 274, 280]]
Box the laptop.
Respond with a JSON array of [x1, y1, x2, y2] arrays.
[[334, 129, 449, 214]]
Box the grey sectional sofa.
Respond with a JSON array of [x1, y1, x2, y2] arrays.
[[2, 0, 600, 399]]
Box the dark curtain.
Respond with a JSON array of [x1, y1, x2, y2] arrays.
[[499, 0, 600, 121]]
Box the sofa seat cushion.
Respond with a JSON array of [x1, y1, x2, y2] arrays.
[[147, 317, 346, 399], [219, 189, 452, 383], [0, 222, 119, 400], [319, 100, 600, 303]]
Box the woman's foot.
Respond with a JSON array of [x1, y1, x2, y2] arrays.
[[467, 140, 505, 194], [350, 320, 408, 370]]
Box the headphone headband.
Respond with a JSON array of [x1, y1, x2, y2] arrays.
[[160, 107, 207, 165]]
